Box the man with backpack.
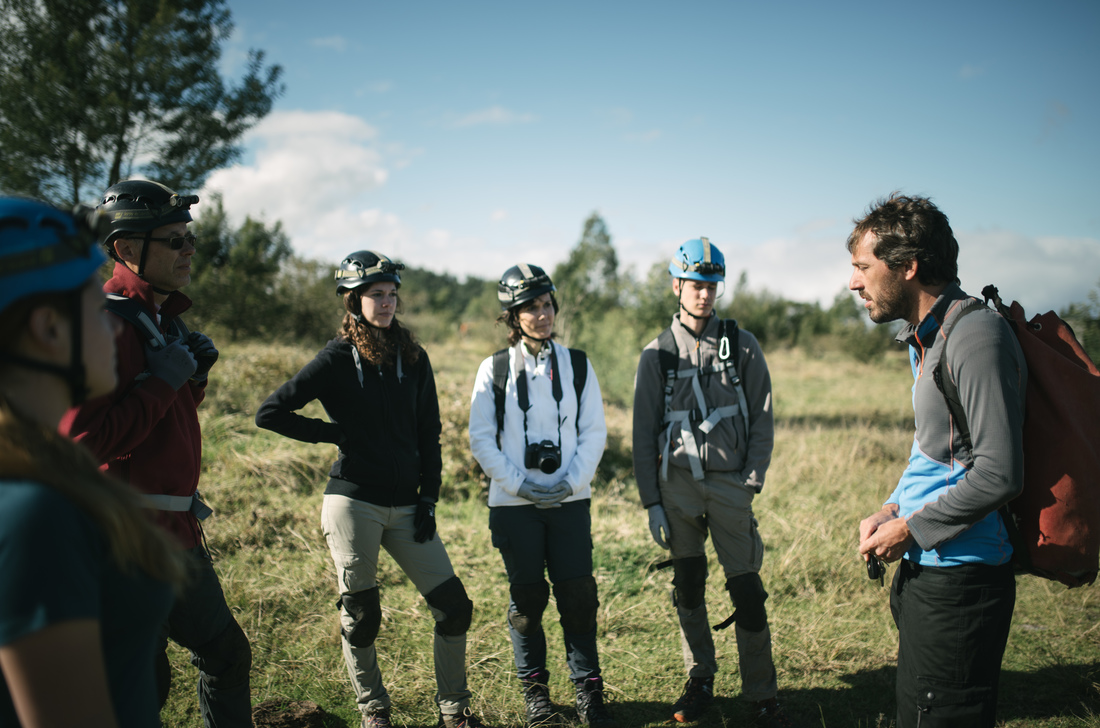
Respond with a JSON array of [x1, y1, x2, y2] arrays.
[[632, 238, 795, 727], [851, 193, 1026, 728], [61, 180, 253, 727]]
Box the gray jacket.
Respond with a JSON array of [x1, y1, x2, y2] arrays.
[[632, 315, 774, 508], [893, 283, 1027, 559]]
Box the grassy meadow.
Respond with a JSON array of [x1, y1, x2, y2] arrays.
[[161, 335, 1100, 728]]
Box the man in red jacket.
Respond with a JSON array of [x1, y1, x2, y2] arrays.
[[62, 180, 253, 727]]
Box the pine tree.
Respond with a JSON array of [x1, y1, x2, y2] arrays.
[[0, 0, 283, 204]]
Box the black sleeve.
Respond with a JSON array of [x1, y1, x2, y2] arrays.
[[255, 349, 346, 445], [415, 350, 444, 501]]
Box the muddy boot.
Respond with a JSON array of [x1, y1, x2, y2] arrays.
[[671, 676, 714, 723]]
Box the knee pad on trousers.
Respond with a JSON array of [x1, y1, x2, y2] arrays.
[[671, 555, 708, 610], [425, 575, 473, 637], [508, 581, 550, 636], [725, 573, 769, 633], [553, 575, 599, 635], [196, 618, 252, 688], [340, 586, 382, 648]]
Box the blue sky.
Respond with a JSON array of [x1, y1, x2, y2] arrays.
[[202, 1, 1100, 313]]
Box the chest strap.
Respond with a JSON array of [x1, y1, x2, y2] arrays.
[[658, 320, 750, 482], [141, 492, 213, 520]]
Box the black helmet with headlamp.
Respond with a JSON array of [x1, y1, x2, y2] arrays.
[[98, 180, 198, 281], [334, 250, 405, 295], [497, 264, 556, 311]]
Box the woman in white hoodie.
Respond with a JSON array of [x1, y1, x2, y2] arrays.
[[468, 264, 616, 728]]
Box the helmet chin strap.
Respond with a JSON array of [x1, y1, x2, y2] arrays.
[[0, 290, 89, 405], [133, 231, 174, 296], [677, 285, 709, 320]]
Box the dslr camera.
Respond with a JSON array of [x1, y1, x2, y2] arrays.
[[525, 440, 561, 474]]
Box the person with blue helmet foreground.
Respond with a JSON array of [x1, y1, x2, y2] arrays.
[[632, 238, 796, 727], [256, 251, 492, 728], [60, 180, 253, 727], [468, 264, 616, 728], [852, 194, 1025, 728], [0, 196, 186, 726]]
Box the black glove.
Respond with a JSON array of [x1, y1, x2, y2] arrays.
[[184, 331, 219, 382], [413, 498, 437, 543], [145, 340, 197, 390]]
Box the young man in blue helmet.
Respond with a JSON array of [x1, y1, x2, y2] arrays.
[[851, 194, 1025, 728], [61, 180, 253, 727], [632, 238, 795, 727]]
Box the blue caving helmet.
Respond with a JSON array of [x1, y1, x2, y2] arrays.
[[0, 196, 107, 313], [0, 196, 110, 404], [669, 237, 726, 282]]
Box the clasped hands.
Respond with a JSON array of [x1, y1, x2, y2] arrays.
[[517, 480, 571, 509]]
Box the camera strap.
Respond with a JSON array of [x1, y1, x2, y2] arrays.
[[515, 342, 564, 453]]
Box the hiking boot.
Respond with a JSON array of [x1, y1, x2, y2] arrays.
[[752, 697, 797, 728], [574, 676, 617, 727], [439, 707, 493, 728], [362, 708, 393, 728], [671, 676, 714, 723], [521, 670, 556, 727]]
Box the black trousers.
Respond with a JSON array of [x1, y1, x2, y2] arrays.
[[890, 559, 1015, 728]]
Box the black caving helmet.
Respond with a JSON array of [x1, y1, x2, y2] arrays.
[[334, 250, 405, 295], [497, 264, 556, 311], [98, 179, 198, 281]]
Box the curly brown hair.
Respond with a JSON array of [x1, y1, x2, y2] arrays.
[[339, 289, 422, 368]]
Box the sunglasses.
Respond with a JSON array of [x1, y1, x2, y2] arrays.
[[134, 232, 198, 250]]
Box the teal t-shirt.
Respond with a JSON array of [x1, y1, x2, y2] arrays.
[[0, 480, 174, 726]]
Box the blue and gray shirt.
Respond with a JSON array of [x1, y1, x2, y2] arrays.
[[890, 283, 1027, 567]]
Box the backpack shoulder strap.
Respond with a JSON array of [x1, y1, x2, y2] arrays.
[[932, 301, 986, 467], [106, 294, 167, 350], [656, 326, 678, 389], [491, 348, 510, 449], [568, 348, 587, 434]]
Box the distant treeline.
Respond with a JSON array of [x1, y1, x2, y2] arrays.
[[184, 201, 1100, 404]]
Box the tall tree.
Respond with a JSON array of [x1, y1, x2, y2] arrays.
[[553, 212, 621, 343], [187, 194, 293, 341], [0, 0, 283, 205]]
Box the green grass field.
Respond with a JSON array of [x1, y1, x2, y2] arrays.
[[161, 342, 1100, 727]]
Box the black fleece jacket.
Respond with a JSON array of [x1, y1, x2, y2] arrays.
[[255, 338, 443, 505]]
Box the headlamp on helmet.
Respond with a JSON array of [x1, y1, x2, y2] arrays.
[[669, 237, 726, 282], [497, 263, 556, 310], [335, 250, 404, 294]]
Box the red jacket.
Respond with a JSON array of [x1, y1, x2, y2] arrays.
[[61, 263, 206, 548]]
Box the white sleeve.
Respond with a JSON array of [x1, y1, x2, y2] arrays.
[[561, 356, 607, 495], [468, 354, 527, 497]]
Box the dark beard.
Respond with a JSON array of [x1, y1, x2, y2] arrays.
[[868, 275, 914, 324]]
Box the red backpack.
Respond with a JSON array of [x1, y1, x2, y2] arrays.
[[936, 285, 1100, 587]]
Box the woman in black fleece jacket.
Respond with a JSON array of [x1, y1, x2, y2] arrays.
[[255, 250, 490, 728]]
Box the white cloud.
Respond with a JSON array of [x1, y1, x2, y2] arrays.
[[447, 106, 538, 128], [310, 36, 348, 52], [199, 110, 394, 262], [956, 229, 1099, 313], [196, 110, 1099, 314]]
